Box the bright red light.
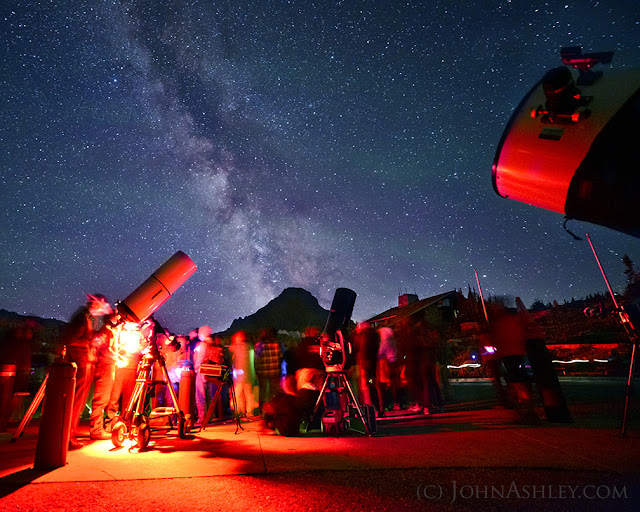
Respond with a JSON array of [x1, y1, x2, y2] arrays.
[[114, 321, 145, 367]]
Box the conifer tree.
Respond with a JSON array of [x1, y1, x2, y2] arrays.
[[622, 254, 640, 301]]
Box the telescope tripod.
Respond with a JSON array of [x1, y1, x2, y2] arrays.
[[10, 373, 49, 443], [587, 234, 638, 437], [308, 371, 373, 436], [110, 346, 188, 450], [200, 366, 243, 435], [11, 354, 76, 443], [621, 338, 639, 436]]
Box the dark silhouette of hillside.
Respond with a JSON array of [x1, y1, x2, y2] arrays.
[[0, 309, 66, 387], [0, 309, 66, 329], [224, 287, 330, 335], [1, 287, 333, 344]]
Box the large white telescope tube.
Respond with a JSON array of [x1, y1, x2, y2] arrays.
[[117, 251, 197, 323]]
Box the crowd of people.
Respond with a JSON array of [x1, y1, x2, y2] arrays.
[[352, 319, 445, 418], [58, 295, 293, 447], [1, 291, 570, 443], [56, 293, 458, 446], [1, 289, 568, 446]]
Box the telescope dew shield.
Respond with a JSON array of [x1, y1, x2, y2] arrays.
[[118, 251, 197, 323], [321, 288, 357, 372], [492, 64, 640, 237], [323, 288, 357, 337]]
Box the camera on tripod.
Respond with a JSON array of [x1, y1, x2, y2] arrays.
[[197, 361, 244, 434], [200, 362, 228, 380]]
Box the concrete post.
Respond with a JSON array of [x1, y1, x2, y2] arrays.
[[34, 362, 77, 469]]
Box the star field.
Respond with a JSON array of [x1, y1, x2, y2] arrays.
[[2, 0, 640, 332]]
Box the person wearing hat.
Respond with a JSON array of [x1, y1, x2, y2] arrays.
[[63, 294, 113, 449], [88, 311, 119, 440]]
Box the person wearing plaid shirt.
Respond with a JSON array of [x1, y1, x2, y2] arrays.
[[254, 328, 283, 414]]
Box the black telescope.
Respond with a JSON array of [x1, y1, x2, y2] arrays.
[[320, 287, 357, 372]]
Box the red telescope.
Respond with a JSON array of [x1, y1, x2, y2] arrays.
[[117, 251, 197, 323], [492, 47, 640, 237]]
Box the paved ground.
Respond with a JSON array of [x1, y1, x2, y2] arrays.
[[1, 378, 638, 511]]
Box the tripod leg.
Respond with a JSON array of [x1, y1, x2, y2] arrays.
[[125, 380, 144, 421], [227, 379, 244, 434], [11, 373, 48, 442], [306, 374, 331, 433], [342, 374, 371, 435], [202, 382, 223, 430], [621, 341, 638, 438], [126, 377, 150, 431]]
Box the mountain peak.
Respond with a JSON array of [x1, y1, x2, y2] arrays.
[[226, 287, 328, 335]]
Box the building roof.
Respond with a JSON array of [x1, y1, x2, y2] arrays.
[[365, 290, 457, 328]]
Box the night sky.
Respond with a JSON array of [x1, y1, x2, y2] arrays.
[[2, 0, 640, 333]]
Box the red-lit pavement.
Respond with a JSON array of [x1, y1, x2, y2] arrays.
[[1, 382, 639, 511]]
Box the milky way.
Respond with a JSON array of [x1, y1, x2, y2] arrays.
[[2, 0, 640, 332]]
